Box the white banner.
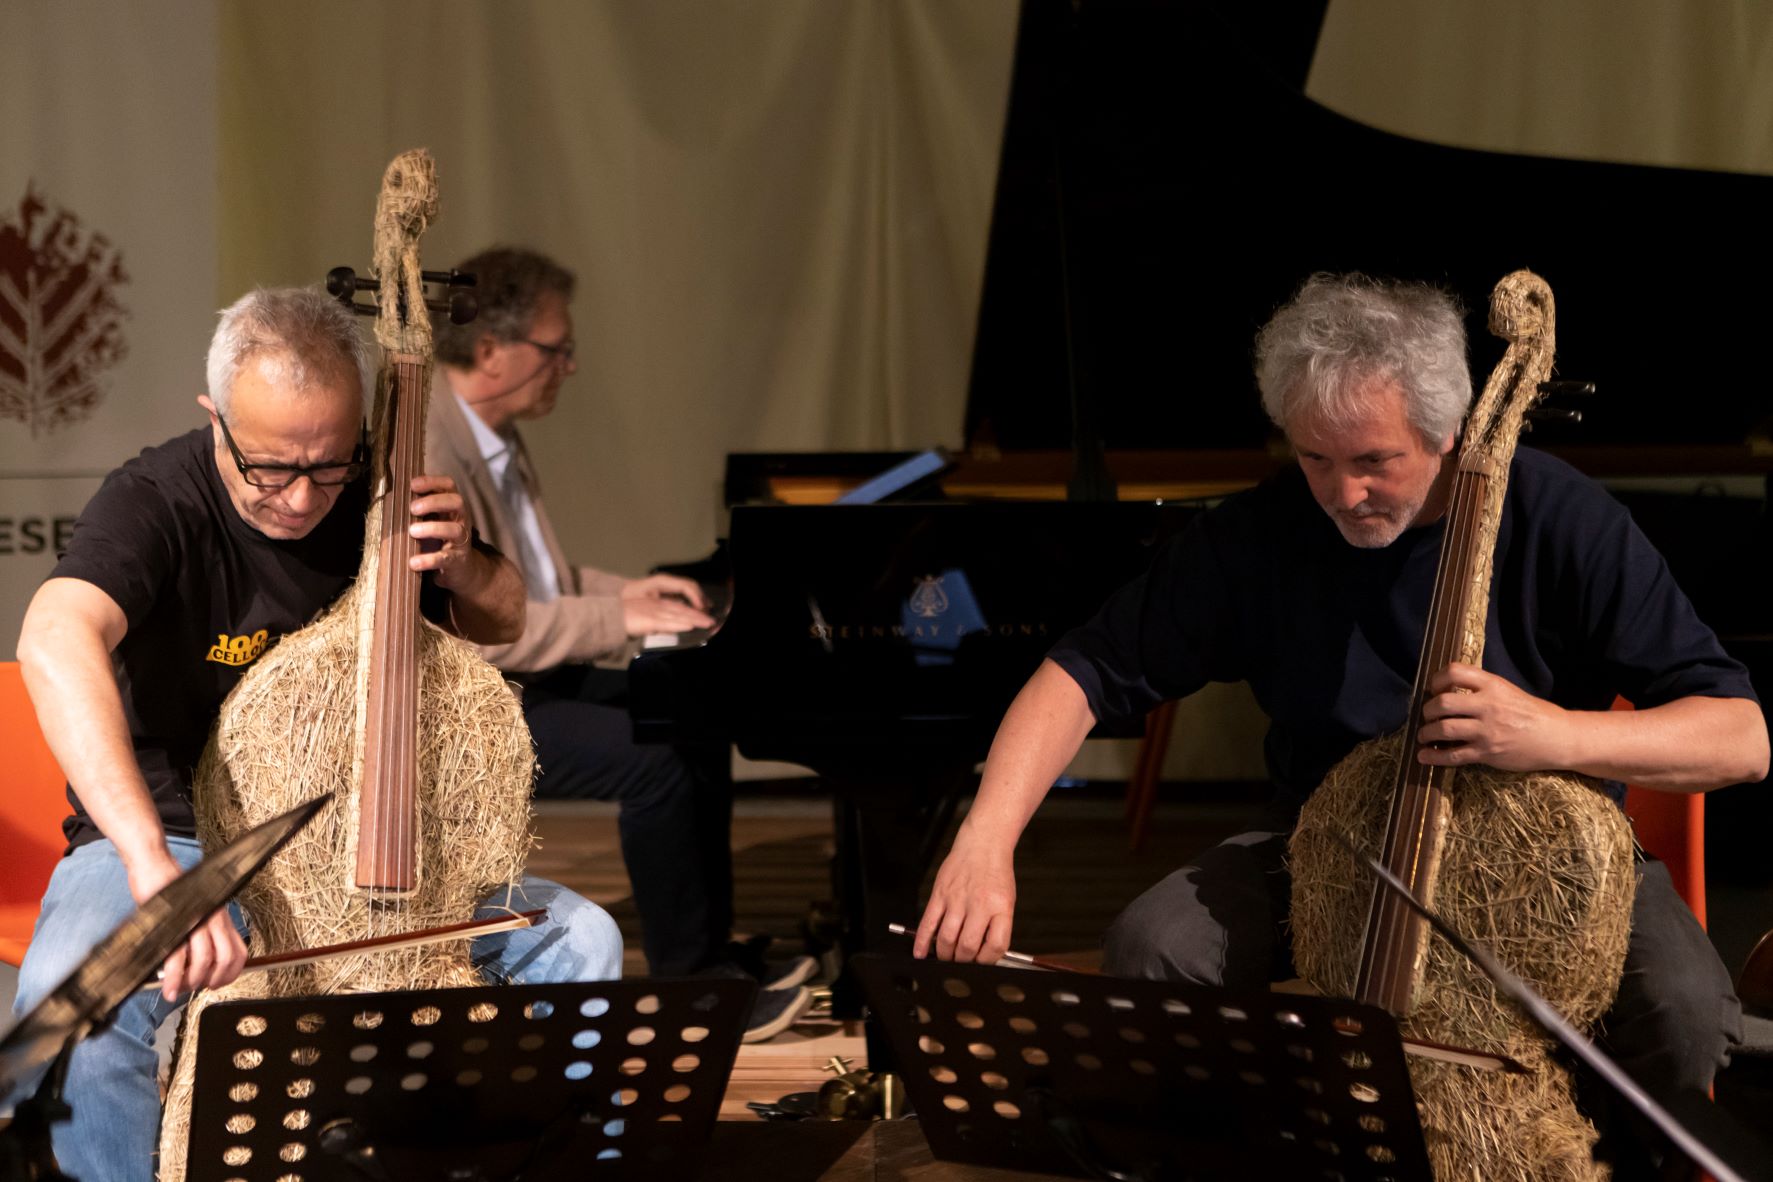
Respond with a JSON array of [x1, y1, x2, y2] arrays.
[[0, 0, 218, 657]]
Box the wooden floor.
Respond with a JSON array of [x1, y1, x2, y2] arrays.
[[533, 784, 1773, 1129], [530, 787, 1265, 1118]]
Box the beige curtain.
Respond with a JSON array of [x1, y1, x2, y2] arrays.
[[1310, 0, 1773, 175], [220, 0, 1019, 578], [1, 0, 218, 655]]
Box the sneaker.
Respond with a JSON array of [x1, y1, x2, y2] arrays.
[[742, 984, 813, 1043], [759, 954, 818, 991], [727, 936, 819, 991]]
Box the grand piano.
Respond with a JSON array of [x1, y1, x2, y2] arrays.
[[630, 0, 1773, 1051]]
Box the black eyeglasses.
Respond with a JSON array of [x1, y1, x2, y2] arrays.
[[523, 336, 576, 364], [216, 411, 369, 490]]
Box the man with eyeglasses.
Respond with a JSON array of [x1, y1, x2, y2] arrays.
[[10, 286, 624, 1181], [426, 247, 817, 1041]]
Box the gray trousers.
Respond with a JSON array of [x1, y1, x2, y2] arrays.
[[1104, 828, 1742, 1175]]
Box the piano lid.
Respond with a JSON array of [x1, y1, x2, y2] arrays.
[[967, 0, 1773, 452]]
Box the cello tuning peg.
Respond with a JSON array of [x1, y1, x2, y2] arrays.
[[447, 288, 477, 325], [1528, 378, 1592, 425], [1537, 380, 1596, 398], [422, 291, 478, 325], [326, 266, 384, 317], [325, 266, 359, 304], [419, 268, 477, 288]]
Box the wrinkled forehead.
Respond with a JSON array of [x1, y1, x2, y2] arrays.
[[1285, 375, 1414, 443], [234, 349, 364, 413], [227, 351, 364, 452]]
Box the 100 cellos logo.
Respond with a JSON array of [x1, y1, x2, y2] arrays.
[[207, 629, 269, 667]]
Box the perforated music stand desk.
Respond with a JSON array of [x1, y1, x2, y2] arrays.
[[855, 955, 1431, 1182], [184, 977, 753, 1181]]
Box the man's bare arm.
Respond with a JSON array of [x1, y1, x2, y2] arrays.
[[17, 578, 246, 998], [1418, 663, 1770, 791], [20, 580, 157, 857], [913, 659, 1099, 966]]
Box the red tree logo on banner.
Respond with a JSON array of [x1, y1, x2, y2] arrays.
[[0, 184, 130, 436]]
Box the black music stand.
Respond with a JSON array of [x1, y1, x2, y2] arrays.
[[183, 977, 752, 1182], [0, 795, 331, 1182], [854, 954, 1431, 1182]]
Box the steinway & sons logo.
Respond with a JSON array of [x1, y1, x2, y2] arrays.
[[908, 574, 949, 619], [808, 574, 1050, 643], [0, 183, 130, 436]]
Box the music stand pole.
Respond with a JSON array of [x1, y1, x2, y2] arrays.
[[1, 1037, 79, 1182]]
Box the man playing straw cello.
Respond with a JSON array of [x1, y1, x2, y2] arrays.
[[10, 287, 623, 1182], [915, 273, 1768, 1176]]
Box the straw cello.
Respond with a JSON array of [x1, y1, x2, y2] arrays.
[[1289, 271, 1636, 1180], [157, 150, 536, 1179]]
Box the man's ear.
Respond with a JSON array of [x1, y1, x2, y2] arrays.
[[473, 333, 502, 375], [196, 394, 217, 419]]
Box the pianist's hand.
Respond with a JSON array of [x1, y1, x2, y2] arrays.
[[620, 574, 714, 636], [914, 838, 1017, 966]]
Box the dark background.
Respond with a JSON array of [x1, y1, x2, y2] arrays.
[[965, 0, 1773, 452]]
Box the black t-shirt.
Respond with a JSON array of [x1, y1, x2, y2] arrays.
[[51, 428, 449, 852], [1050, 448, 1758, 807]]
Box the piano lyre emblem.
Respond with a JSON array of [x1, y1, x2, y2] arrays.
[[909, 575, 950, 619]]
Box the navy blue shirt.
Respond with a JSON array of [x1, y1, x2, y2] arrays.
[[1050, 449, 1757, 807]]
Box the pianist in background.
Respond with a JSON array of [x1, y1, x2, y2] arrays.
[[914, 273, 1767, 1174], [427, 246, 814, 1040]]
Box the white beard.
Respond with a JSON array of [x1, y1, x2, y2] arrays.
[[1327, 494, 1426, 549]]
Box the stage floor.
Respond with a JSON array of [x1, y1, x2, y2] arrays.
[[531, 788, 1248, 1116]]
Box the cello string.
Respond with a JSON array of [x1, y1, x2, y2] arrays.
[[390, 364, 405, 936], [388, 360, 401, 920], [1376, 464, 1468, 994], [1412, 469, 1485, 954], [1364, 456, 1453, 1003], [1381, 437, 1507, 1005], [395, 358, 417, 934], [1374, 462, 1486, 1005], [1383, 465, 1479, 1002]]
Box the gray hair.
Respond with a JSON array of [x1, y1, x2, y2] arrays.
[[433, 247, 576, 368], [206, 287, 375, 416], [1254, 273, 1471, 443]]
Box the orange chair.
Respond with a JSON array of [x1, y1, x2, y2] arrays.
[[1123, 700, 1178, 853], [0, 660, 71, 966], [1613, 697, 1707, 927], [1623, 784, 1706, 928]]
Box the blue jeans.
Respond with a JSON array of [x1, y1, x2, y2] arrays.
[[8, 836, 621, 1182]]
